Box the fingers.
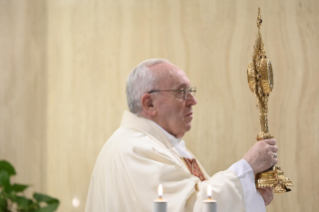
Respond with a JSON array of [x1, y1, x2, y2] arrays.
[[267, 145, 279, 166], [265, 187, 273, 193], [268, 151, 278, 167], [262, 187, 273, 195], [268, 145, 278, 153], [265, 188, 274, 205], [261, 139, 278, 153], [263, 139, 276, 145], [266, 188, 274, 205], [245, 139, 279, 174], [257, 187, 274, 206], [267, 150, 278, 159], [264, 140, 279, 165], [266, 150, 278, 169]]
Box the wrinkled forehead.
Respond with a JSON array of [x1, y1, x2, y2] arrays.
[[149, 62, 190, 89]]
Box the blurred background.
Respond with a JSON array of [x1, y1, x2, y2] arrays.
[[1, 0, 318, 211]]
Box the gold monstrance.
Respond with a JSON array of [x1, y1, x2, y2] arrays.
[[246, 8, 293, 193]]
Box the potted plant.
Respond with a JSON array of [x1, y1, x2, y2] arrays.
[[0, 160, 59, 212]]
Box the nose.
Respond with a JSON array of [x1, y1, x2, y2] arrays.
[[186, 93, 197, 106]]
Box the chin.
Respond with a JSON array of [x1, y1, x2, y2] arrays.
[[185, 123, 192, 132], [176, 125, 192, 138]]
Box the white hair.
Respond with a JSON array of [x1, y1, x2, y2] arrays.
[[126, 59, 170, 114]]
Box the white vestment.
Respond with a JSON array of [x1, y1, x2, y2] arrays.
[[85, 111, 265, 212]]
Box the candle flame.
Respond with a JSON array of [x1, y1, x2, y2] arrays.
[[207, 185, 212, 198], [158, 184, 163, 198]]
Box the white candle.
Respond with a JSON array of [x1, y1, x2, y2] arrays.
[[202, 185, 217, 212], [153, 184, 167, 212]]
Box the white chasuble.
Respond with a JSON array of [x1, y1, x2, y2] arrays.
[[85, 111, 262, 212]]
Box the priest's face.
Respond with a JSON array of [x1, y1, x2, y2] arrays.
[[150, 62, 197, 138]]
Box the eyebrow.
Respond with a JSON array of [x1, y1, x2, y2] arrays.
[[176, 83, 189, 89]]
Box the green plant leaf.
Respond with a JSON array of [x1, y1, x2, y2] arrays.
[[0, 161, 60, 212], [32, 193, 59, 212], [6, 192, 17, 202], [15, 196, 33, 210], [0, 170, 9, 186], [32, 202, 59, 212], [0, 197, 7, 210], [0, 161, 16, 177], [0, 170, 12, 193], [12, 184, 28, 193], [33, 193, 59, 204]]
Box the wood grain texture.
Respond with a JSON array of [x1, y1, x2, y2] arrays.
[[0, 0, 47, 196], [1, 0, 318, 211]]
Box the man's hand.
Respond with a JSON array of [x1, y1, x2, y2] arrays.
[[243, 139, 278, 174], [257, 188, 273, 206]]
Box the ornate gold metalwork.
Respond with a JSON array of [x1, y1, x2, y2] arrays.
[[256, 166, 293, 192], [247, 8, 293, 193]]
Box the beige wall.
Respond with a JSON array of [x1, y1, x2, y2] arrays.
[[1, 0, 318, 211], [0, 0, 47, 195]]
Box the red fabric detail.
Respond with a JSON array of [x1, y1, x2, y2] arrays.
[[183, 158, 206, 181]]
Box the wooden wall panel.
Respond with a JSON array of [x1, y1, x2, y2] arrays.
[[1, 0, 318, 211], [0, 0, 47, 196], [46, 1, 128, 210]]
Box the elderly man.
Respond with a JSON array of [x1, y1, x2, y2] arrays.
[[85, 59, 277, 212]]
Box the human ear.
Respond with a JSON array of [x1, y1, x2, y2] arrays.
[[141, 94, 157, 116]]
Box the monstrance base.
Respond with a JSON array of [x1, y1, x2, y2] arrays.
[[255, 166, 293, 193]]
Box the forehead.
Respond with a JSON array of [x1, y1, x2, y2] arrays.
[[149, 62, 190, 88]]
